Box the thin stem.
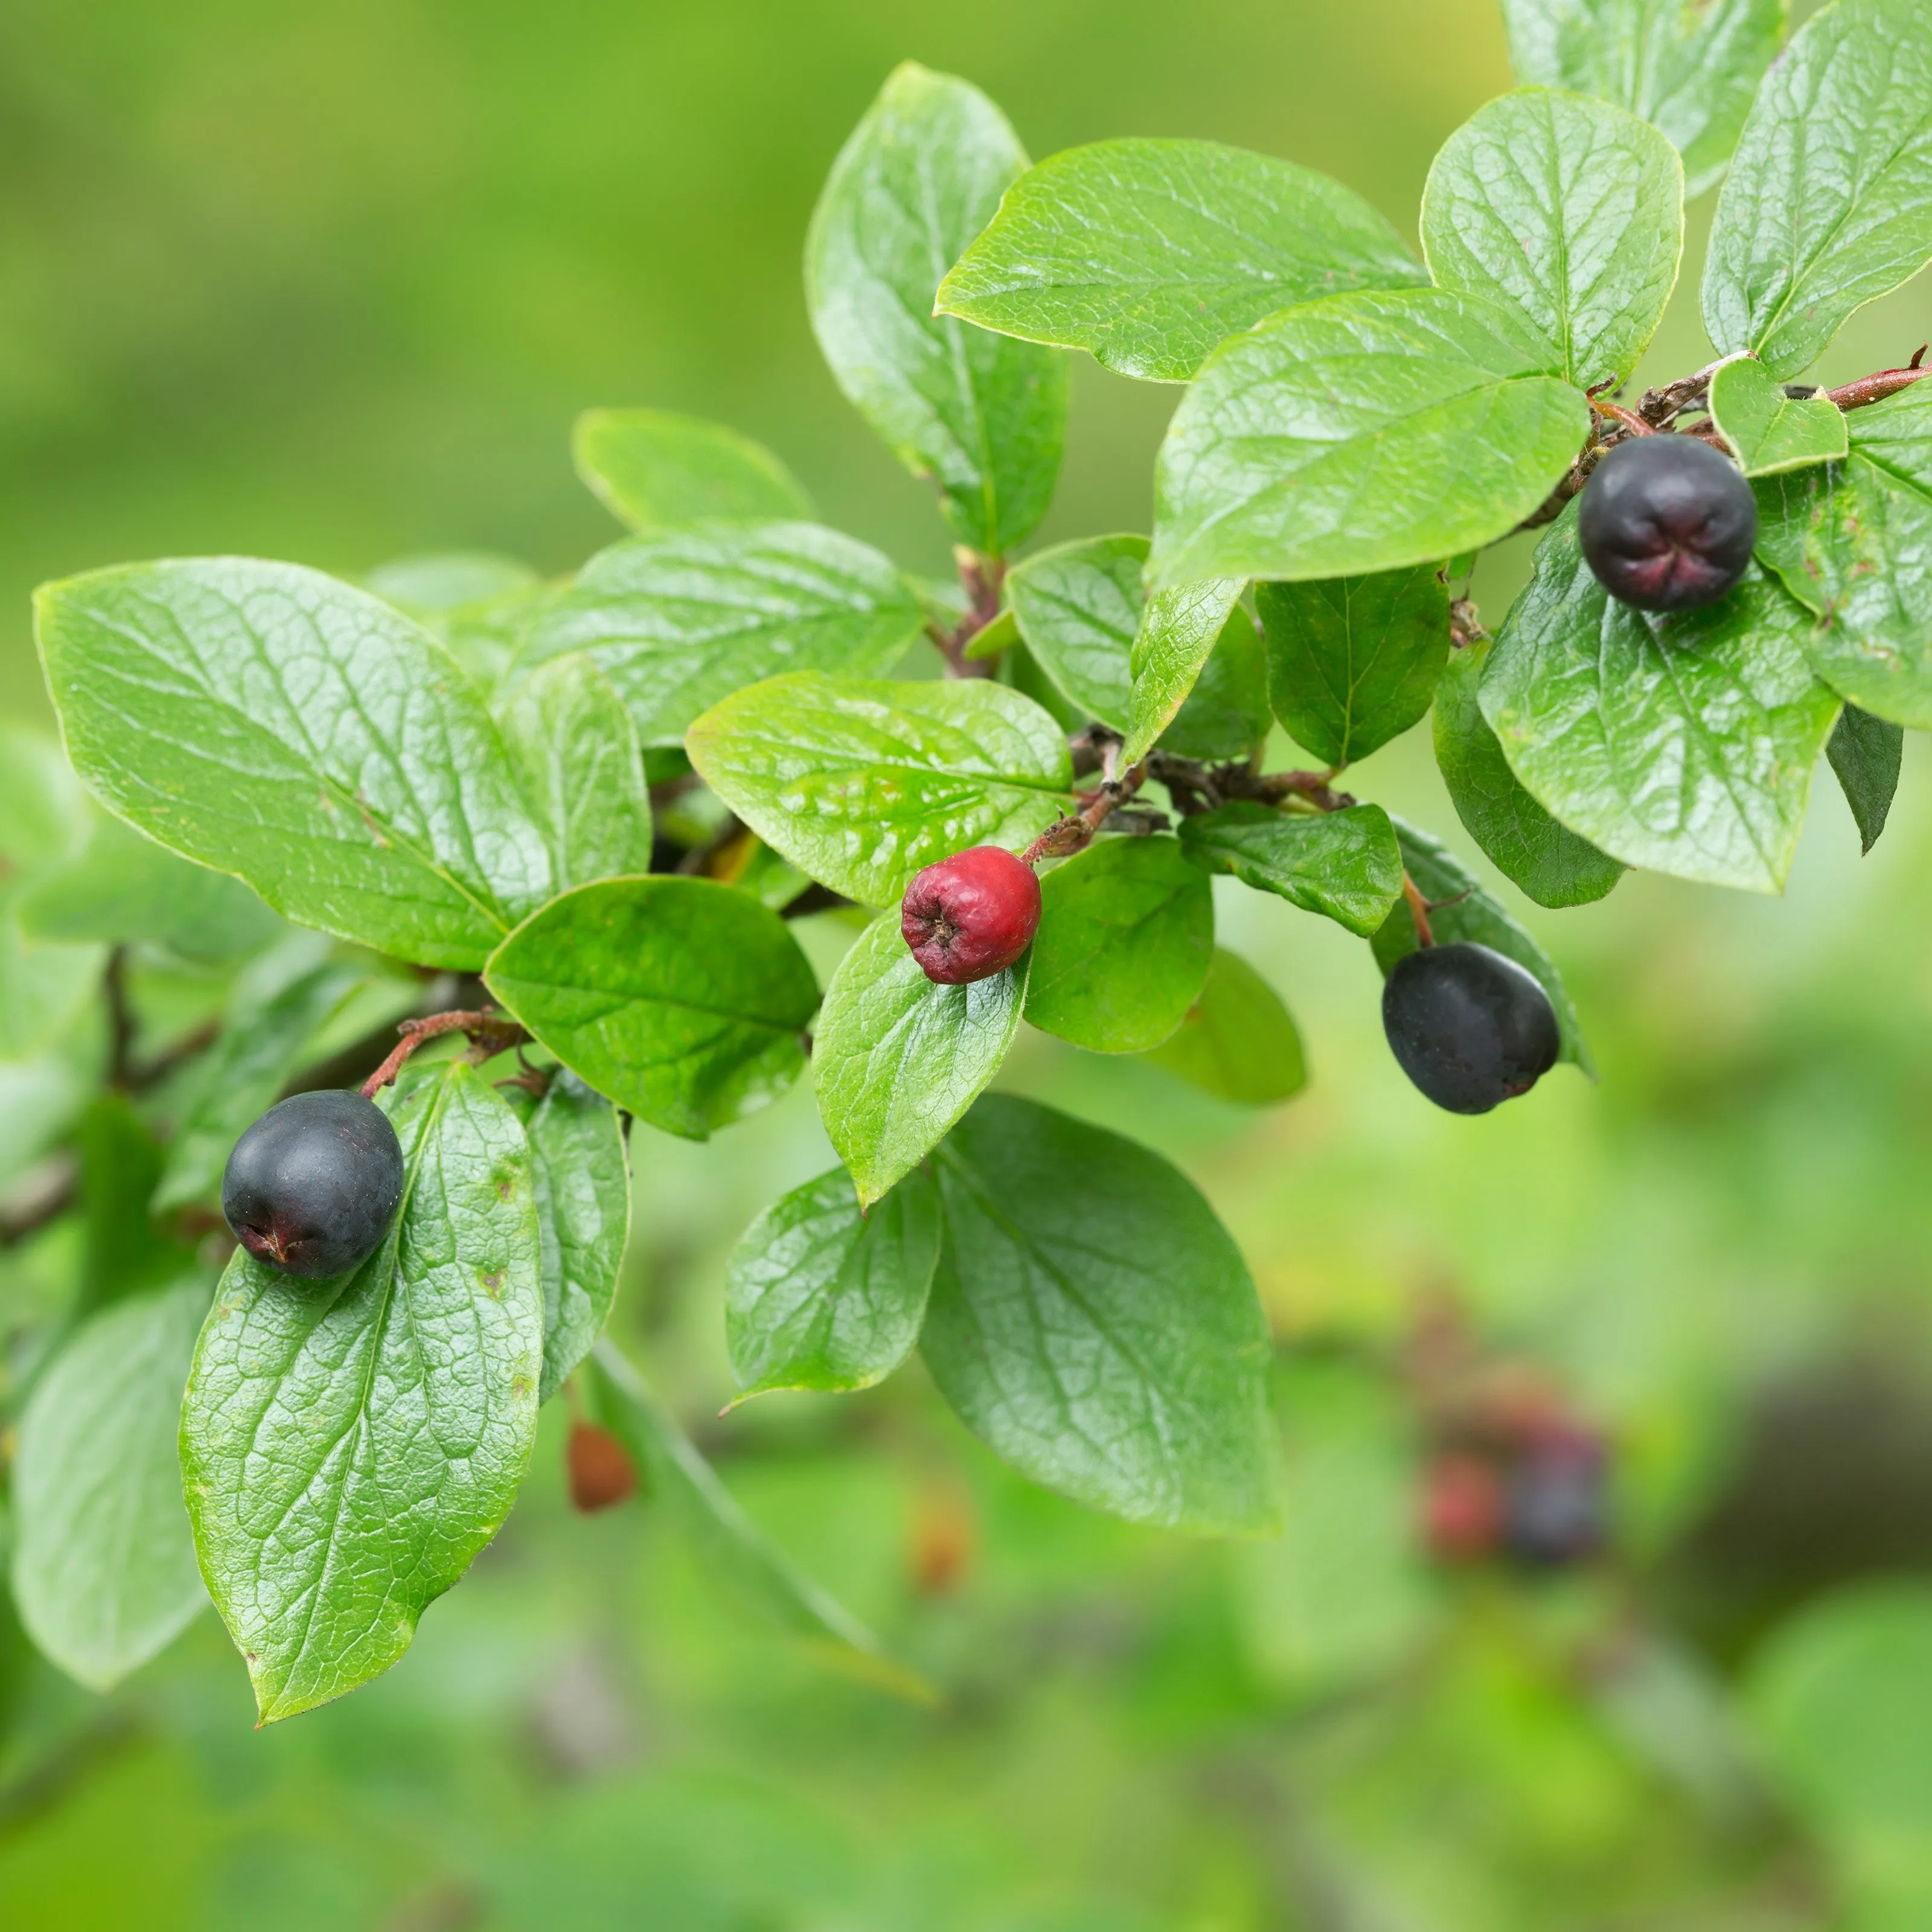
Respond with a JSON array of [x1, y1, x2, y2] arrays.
[[361, 1009, 528, 1098], [1827, 351, 1930, 412], [103, 946, 136, 1090], [935, 548, 1003, 678], [1402, 874, 1436, 949], [1020, 759, 1149, 865]]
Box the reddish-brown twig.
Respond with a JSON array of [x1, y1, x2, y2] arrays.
[[360, 1008, 528, 1098]]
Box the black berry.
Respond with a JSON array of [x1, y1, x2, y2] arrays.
[[901, 845, 1041, 985], [1503, 1436, 1608, 1567], [222, 1089, 406, 1279], [1578, 433, 1757, 613], [1382, 941, 1561, 1115]]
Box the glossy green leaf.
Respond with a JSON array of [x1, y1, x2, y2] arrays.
[[1478, 504, 1840, 893], [1138, 948, 1306, 1105], [1754, 383, 1932, 727], [1373, 818, 1595, 1074], [1160, 605, 1272, 761], [182, 1062, 543, 1722], [1122, 576, 1249, 766], [1179, 801, 1403, 937], [1435, 632, 1624, 907], [1703, 0, 1932, 378], [11, 1278, 210, 1691], [935, 137, 1425, 382], [572, 407, 814, 530], [813, 908, 1026, 1207], [505, 1070, 629, 1403], [1422, 88, 1683, 391], [1499, 0, 1783, 198], [485, 877, 819, 1142], [585, 1341, 931, 1701], [922, 1094, 1279, 1535], [806, 62, 1067, 556], [1025, 835, 1213, 1052], [1828, 703, 1902, 854], [1004, 637, 1085, 734], [725, 1166, 941, 1400], [1709, 356, 1848, 475], [151, 956, 373, 1215], [686, 672, 1073, 907], [1150, 289, 1591, 588], [36, 559, 553, 971], [516, 522, 926, 749], [496, 653, 653, 889], [1257, 565, 1449, 766]]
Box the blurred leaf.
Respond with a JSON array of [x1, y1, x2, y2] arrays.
[[1703, 0, 1932, 378], [1373, 817, 1595, 1073], [586, 1341, 932, 1701], [813, 908, 1026, 1207], [517, 523, 926, 747], [182, 1061, 542, 1722], [572, 407, 814, 529], [726, 1166, 941, 1399], [363, 551, 539, 613], [496, 653, 653, 891], [806, 62, 1067, 557], [1180, 801, 1402, 937], [687, 672, 1072, 907], [80, 1095, 199, 1317], [937, 136, 1425, 382], [10, 1278, 210, 1690], [0, 892, 103, 1064], [715, 831, 814, 911], [36, 559, 553, 970], [1435, 631, 1623, 907], [1122, 576, 1248, 766], [1828, 704, 1903, 854], [1499, 0, 1782, 197], [1258, 565, 1449, 766], [1026, 836, 1213, 1054], [1149, 289, 1590, 588], [486, 877, 818, 1142], [1422, 88, 1683, 391], [1479, 502, 1839, 892], [1139, 948, 1305, 1105], [0, 722, 89, 874], [506, 1069, 629, 1403], [923, 1094, 1280, 1534]]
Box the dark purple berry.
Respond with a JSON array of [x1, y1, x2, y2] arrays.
[[1578, 433, 1757, 613], [222, 1089, 405, 1279], [901, 846, 1041, 985], [1382, 941, 1561, 1115], [1503, 1436, 1608, 1567]]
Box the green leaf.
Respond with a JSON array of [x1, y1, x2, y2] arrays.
[[1435, 632, 1624, 907], [1478, 503, 1840, 892], [805, 62, 1067, 556], [1703, 0, 1932, 378], [934, 137, 1426, 383], [0, 896, 103, 1063], [1150, 289, 1591, 587], [1178, 801, 1403, 938], [505, 1070, 629, 1402], [1499, 0, 1784, 199], [0, 721, 89, 872], [182, 1062, 543, 1722], [686, 672, 1073, 907], [36, 560, 553, 971], [1025, 835, 1214, 1052], [485, 877, 819, 1143], [1122, 576, 1249, 766], [584, 1340, 932, 1702], [365, 551, 539, 614], [1139, 948, 1305, 1105], [572, 407, 814, 530], [1422, 88, 1683, 392], [1827, 702, 1903, 854], [1708, 356, 1848, 474], [11, 1278, 210, 1691], [813, 908, 1026, 1207], [1160, 606, 1273, 761], [516, 523, 926, 747], [495, 653, 653, 891], [1257, 565, 1450, 766], [151, 956, 373, 1215], [78, 1094, 199, 1317], [16, 813, 284, 967], [1373, 817, 1595, 1073], [922, 1093, 1279, 1535], [1754, 383, 1932, 727], [725, 1166, 941, 1400]]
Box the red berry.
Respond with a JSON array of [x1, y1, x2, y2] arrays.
[[567, 1421, 636, 1513], [1422, 1452, 1503, 1563], [900, 846, 1041, 985]]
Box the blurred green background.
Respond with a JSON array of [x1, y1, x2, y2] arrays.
[[6, 0, 1932, 1927]]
